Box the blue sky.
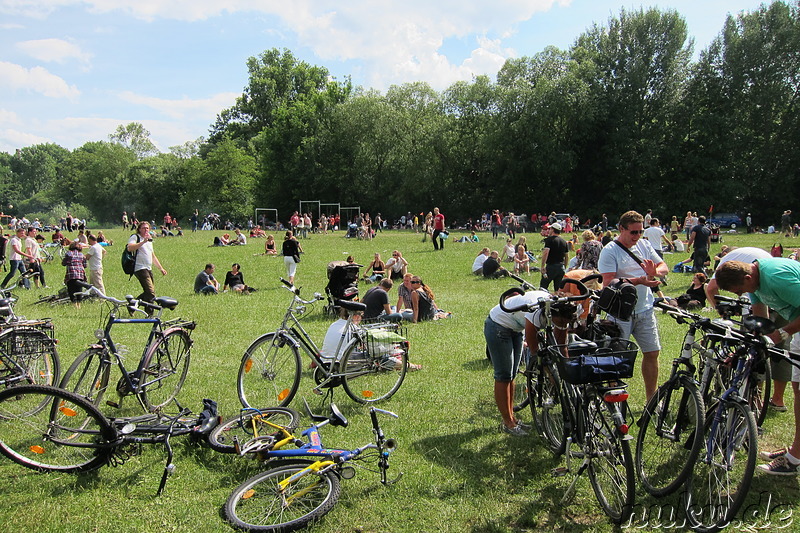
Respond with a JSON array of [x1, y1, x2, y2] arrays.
[[0, 0, 766, 154]]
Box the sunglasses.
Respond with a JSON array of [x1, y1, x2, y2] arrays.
[[625, 229, 643, 235], [411, 281, 421, 284]]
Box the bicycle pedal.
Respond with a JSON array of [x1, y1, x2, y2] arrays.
[[106, 400, 120, 408], [552, 466, 569, 477], [312, 387, 322, 395]]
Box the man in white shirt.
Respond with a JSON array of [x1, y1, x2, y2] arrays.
[[642, 218, 671, 258], [1, 228, 33, 289], [85, 234, 106, 295]]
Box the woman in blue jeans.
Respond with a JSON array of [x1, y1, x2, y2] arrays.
[[484, 289, 552, 436]]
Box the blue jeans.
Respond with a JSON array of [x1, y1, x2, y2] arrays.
[[2, 260, 29, 289], [197, 285, 217, 295], [484, 316, 523, 382]]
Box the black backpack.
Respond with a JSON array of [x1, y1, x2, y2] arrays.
[[121, 234, 140, 275], [597, 278, 638, 321]]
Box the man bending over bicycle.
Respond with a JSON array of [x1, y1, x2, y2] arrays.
[[716, 259, 800, 475]]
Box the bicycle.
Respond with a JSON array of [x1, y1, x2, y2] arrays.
[[0, 272, 60, 404], [222, 401, 400, 532], [500, 280, 637, 524], [0, 384, 219, 495], [237, 278, 409, 408], [58, 285, 196, 413]]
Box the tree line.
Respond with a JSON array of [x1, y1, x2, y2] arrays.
[[1, 2, 798, 227]]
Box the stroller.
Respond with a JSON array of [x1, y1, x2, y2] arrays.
[[324, 261, 362, 316], [709, 223, 722, 243], [345, 223, 359, 239]]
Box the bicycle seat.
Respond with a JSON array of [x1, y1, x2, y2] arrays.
[[0, 305, 12, 317], [336, 299, 366, 312], [154, 297, 178, 310], [328, 403, 349, 428], [743, 315, 775, 335]]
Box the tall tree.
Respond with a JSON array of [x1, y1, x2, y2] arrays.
[[109, 122, 159, 159]]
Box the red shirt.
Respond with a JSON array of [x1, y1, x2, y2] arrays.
[[434, 213, 445, 231]]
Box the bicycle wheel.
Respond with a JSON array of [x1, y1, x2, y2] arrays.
[[0, 384, 116, 472], [238, 333, 302, 409], [226, 463, 341, 532], [512, 347, 531, 412], [209, 407, 301, 454], [141, 329, 191, 412], [747, 359, 771, 428], [529, 357, 566, 455], [586, 399, 635, 525], [340, 337, 407, 404], [59, 347, 111, 408], [685, 400, 757, 533], [0, 328, 59, 388], [635, 374, 704, 497]]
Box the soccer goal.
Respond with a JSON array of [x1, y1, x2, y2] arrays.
[[254, 208, 279, 230], [339, 206, 361, 225]]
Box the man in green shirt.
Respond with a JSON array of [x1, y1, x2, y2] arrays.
[[716, 258, 800, 475]]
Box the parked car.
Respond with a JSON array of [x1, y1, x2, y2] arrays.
[[707, 213, 742, 228]]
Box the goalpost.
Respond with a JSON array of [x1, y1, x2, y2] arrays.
[[254, 208, 279, 229], [299, 200, 320, 222], [339, 206, 361, 225]]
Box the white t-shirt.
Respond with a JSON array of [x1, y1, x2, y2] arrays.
[[320, 319, 351, 361], [386, 257, 405, 273], [128, 234, 153, 271], [8, 236, 22, 261], [85, 243, 105, 271], [472, 253, 489, 273], [488, 290, 550, 331], [643, 226, 665, 251], [598, 239, 662, 312], [673, 239, 685, 252], [712, 247, 771, 279], [24, 236, 37, 262], [236, 233, 247, 245]]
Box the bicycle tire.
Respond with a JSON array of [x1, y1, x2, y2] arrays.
[[238, 333, 302, 408], [747, 359, 771, 428], [635, 374, 704, 497], [209, 407, 301, 454], [225, 462, 341, 532], [586, 399, 635, 525], [529, 357, 566, 455], [0, 384, 116, 473], [340, 337, 407, 404], [684, 400, 757, 533], [141, 328, 192, 412], [512, 347, 530, 412], [59, 347, 111, 408], [0, 327, 60, 389]]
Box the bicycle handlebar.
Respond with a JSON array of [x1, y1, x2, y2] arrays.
[[77, 285, 169, 316], [499, 278, 589, 313]]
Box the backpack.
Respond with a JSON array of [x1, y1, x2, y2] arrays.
[[771, 243, 783, 257], [122, 234, 140, 275], [597, 278, 638, 321]]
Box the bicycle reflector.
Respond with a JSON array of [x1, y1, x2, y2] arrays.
[[243, 359, 253, 373], [603, 390, 629, 403], [277, 389, 290, 402], [361, 390, 375, 399]]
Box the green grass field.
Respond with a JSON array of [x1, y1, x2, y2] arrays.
[[0, 227, 798, 532]]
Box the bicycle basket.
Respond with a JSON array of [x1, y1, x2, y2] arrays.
[[554, 338, 638, 385], [364, 325, 408, 361]]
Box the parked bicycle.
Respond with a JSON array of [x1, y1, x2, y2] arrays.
[[237, 278, 409, 408], [0, 384, 219, 495], [58, 286, 195, 414], [222, 401, 400, 532], [500, 279, 637, 525]]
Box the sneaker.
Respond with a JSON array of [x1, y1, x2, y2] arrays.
[[499, 422, 530, 437], [759, 447, 789, 461], [757, 455, 799, 476], [514, 420, 532, 431]]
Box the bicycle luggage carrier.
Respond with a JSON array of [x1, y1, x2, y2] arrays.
[[554, 338, 638, 385]]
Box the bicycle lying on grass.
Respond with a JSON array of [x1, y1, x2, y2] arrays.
[[218, 401, 400, 532], [0, 384, 219, 495], [238, 278, 410, 408], [58, 286, 196, 414], [500, 277, 637, 525]]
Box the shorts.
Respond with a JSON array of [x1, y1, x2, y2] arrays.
[[606, 308, 661, 353], [791, 334, 800, 383], [284, 255, 298, 278], [484, 316, 523, 382]]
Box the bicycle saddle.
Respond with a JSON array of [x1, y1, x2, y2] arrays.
[[335, 299, 366, 312], [328, 403, 349, 428], [154, 296, 178, 310], [743, 315, 775, 335]]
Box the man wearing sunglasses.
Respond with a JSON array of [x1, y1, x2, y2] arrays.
[[598, 210, 668, 401]]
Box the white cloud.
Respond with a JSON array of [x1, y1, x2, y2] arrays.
[[118, 91, 239, 120], [1, 1, 567, 88], [16, 38, 92, 66], [0, 61, 80, 99], [0, 128, 51, 154]]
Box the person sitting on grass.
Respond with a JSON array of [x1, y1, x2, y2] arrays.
[[194, 263, 219, 295], [482, 251, 509, 278], [263, 234, 278, 255], [364, 252, 386, 283], [472, 247, 491, 275], [453, 231, 479, 243], [513, 245, 530, 275], [223, 263, 252, 294]]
